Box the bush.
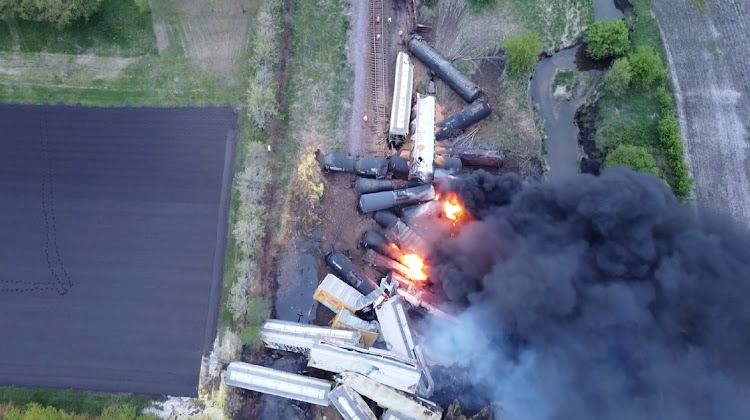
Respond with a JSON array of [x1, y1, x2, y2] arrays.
[[586, 19, 630, 59], [240, 297, 270, 348], [604, 57, 632, 96], [504, 31, 542, 77], [246, 297, 270, 325], [657, 113, 693, 198], [0, 0, 103, 28], [604, 145, 659, 176], [629, 46, 665, 87], [246, 0, 282, 130], [654, 85, 673, 114], [133, 0, 149, 14], [100, 404, 157, 420], [240, 326, 263, 348]]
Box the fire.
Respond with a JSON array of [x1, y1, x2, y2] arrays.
[[403, 254, 427, 281], [444, 196, 463, 221]]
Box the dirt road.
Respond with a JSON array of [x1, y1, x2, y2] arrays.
[[652, 0, 750, 227], [345, 0, 369, 156]]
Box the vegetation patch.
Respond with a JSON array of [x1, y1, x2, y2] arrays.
[[275, 0, 347, 238], [0, 0, 253, 106], [504, 31, 541, 77], [588, 0, 693, 199], [219, 0, 280, 349], [0, 1, 155, 56], [499, 0, 593, 51], [585, 18, 629, 59], [0, 389, 152, 418]]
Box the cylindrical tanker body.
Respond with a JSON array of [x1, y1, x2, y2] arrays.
[[388, 155, 409, 176], [408, 35, 482, 103], [358, 184, 436, 214], [435, 97, 491, 140], [360, 230, 406, 262], [325, 251, 379, 296], [355, 178, 420, 196], [324, 152, 355, 173], [434, 155, 463, 171]]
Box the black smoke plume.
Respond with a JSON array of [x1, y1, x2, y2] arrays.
[[427, 168, 750, 420]]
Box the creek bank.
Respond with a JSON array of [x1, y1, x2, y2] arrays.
[[531, 44, 607, 178]]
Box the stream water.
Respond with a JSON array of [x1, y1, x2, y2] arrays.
[[532, 0, 625, 178]]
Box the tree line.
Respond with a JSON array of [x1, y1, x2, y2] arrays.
[[0, 0, 148, 28]]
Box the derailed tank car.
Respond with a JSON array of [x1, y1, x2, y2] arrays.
[[435, 96, 491, 140], [408, 35, 482, 103], [409, 93, 436, 184]]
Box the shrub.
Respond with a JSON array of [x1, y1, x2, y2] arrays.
[[654, 85, 673, 114], [240, 326, 263, 348], [134, 0, 149, 14], [246, 0, 282, 130], [657, 113, 693, 198], [586, 19, 630, 59], [240, 297, 270, 348], [604, 145, 659, 176], [629, 46, 665, 87], [100, 403, 157, 420], [246, 297, 270, 325], [504, 31, 542, 77], [0, 0, 103, 28], [604, 57, 632, 96]]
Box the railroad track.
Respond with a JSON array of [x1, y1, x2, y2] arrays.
[[369, 0, 387, 147]]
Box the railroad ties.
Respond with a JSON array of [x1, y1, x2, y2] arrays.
[[370, 0, 387, 147]]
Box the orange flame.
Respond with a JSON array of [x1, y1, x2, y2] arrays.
[[403, 254, 427, 281], [444, 196, 463, 221]]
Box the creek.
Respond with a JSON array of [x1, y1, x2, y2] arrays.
[[531, 0, 624, 178]]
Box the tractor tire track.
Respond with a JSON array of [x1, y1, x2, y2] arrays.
[[1, 109, 73, 295]]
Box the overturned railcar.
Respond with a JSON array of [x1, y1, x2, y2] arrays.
[[225, 362, 332, 406], [435, 96, 491, 140], [409, 93, 436, 184], [408, 35, 483, 103], [260, 318, 362, 353], [389, 52, 414, 148]]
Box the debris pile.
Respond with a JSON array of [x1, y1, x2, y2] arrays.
[[224, 268, 446, 420], [224, 30, 502, 420]]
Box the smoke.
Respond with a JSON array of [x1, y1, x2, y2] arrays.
[[426, 168, 750, 420]]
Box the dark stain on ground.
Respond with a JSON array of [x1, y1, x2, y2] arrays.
[[0, 104, 237, 396]]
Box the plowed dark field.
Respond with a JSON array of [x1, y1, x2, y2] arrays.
[[0, 105, 237, 396], [653, 0, 750, 227]]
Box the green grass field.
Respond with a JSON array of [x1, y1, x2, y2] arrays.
[[0, 388, 153, 417], [500, 0, 594, 50], [0, 0, 253, 106], [0, 2, 155, 56]]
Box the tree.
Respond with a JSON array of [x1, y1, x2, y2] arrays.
[[504, 31, 542, 77], [585, 19, 630, 59], [629, 46, 665, 87], [604, 144, 659, 176], [604, 57, 632, 96], [0, 0, 103, 28]]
